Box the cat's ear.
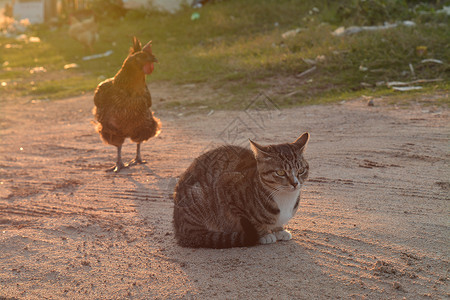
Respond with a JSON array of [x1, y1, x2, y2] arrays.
[[293, 132, 309, 152], [249, 139, 272, 158]]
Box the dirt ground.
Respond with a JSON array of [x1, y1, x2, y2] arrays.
[[0, 84, 448, 299]]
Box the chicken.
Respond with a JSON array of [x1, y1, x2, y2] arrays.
[[68, 16, 99, 53], [93, 37, 161, 172]]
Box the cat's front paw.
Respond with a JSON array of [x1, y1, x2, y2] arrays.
[[259, 233, 277, 245], [274, 229, 292, 241]]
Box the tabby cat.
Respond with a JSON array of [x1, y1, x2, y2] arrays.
[[173, 132, 310, 248]]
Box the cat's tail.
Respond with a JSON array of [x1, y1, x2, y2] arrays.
[[174, 217, 258, 249]]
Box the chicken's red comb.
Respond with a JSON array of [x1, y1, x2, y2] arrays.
[[142, 40, 152, 55]]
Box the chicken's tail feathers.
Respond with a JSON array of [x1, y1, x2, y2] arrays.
[[152, 112, 162, 138]]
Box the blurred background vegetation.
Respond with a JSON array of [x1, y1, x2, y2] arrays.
[[0, 0, 448, 108]]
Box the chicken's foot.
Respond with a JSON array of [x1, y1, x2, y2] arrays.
[[106, 145, 127, 173], [126, 143, 146, 167]]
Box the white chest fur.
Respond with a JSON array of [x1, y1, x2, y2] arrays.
[[273, 189, 301, 227]]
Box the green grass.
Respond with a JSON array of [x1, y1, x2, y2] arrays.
[[28, 76, 99, 99], [0, 0, 448, 106]]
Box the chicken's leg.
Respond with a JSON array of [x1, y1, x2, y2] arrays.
[[127, 143, 146, 167], [107, 145, 126, 173]]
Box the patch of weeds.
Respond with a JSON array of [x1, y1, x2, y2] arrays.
[[320, 82, 449, 107], [0, 69, 30, 80], [335, 0, 411, 26], [28, 76, 99, 99], [1, 0, 448, 107], [0, 37, 65, 69]]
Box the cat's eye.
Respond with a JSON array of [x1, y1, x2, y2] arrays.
[[297, 169, 306, 176], [275, 170, 286, 176]]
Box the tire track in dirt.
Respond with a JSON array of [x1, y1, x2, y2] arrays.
[[296, 230, 447, 297]]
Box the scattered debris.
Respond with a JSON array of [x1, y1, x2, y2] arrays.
[[29, 36, 40, 43], [191, 12, 200, 21], [367, 99, 375, 106], [416, 46, 427, 57], [315, 55, 326, 63], [192, 1, 203, 9], [0, 17, 30, 36], [82, 50, 113, 61], [403, 21, 416, 27], [302, 58, 316, 65], [15, 34, 28, 42], [437, 6, 450, 15], [309, 7, 320, 15], [387, 78, 443, 88], [63, 63, 79, 70], [387, 81, 413, 87], [369, 68, 387, 73], [4, 43, 22, 49], [282, 89, 302, 99], [296, 66, 317, 79], [282, 28, 302, 39], [393, 86, 422, 91], [359, 65, 368, 72], [30, 98, 49, 104], [409, 63, 415, 77], [421, 59, 444, 65], [332, 21, 416, 37], [30, 66, 46, 74], [14, 34, 40, 43]]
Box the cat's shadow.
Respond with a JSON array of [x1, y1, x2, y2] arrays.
[[161, 234, 336, 295]]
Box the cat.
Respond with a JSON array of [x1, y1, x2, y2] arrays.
[[173, 132, 310, 248]]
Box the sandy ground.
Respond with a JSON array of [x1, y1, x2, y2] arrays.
[[0, 85, 449, 299]]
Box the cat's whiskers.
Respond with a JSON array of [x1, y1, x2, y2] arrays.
[[268, 186, 284, 199]]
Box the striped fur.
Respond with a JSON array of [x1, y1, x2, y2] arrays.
[[173, 133, 309, 248]]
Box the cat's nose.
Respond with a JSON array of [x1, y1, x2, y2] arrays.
[[292, 182, 299, 188]]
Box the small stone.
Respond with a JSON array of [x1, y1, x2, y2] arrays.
[[368, 99, 375, 106]]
